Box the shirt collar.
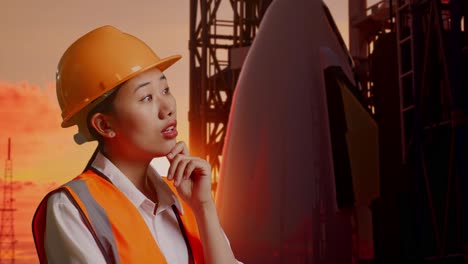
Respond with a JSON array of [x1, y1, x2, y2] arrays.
[[90, 151, 184, 215], [147, 163, 184, 215]]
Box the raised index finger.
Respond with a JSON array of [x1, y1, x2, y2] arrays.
[[167, 141, 189, 160]]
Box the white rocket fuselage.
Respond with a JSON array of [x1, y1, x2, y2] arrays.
[[215, 0, 379, 263]]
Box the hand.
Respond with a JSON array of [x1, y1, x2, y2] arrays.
[[166, 141, 213, 209]]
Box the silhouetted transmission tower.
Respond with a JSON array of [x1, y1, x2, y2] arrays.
[[0, 138, 16, 264]]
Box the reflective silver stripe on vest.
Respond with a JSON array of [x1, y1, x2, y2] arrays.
[[64, 180, 121, 264]]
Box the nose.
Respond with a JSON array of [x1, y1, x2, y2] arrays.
[[158, 97, 175, 120]]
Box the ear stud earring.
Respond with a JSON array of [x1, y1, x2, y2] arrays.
[[109, 131, 116, 138]]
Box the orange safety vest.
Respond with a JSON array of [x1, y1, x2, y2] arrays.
[[32, 169, 204, 264]]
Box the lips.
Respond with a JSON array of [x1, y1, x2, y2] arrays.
[[161, 120, 178, 139]]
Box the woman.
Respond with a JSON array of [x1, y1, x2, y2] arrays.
[[32, 25, 240, 264]]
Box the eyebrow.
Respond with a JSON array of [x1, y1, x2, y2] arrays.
[[133, 82, 151, 93], [133, 75, 167, 93]]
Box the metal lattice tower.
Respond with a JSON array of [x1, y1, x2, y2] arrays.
[[189, 0, 272, 196], [0, 138, 16, 264], [351, 0, 467, 262], [395, 0, 467, 261]]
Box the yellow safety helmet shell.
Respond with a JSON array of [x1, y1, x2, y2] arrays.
[[56, 25, 181, 129]]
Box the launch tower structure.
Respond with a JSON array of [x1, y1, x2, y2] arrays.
[[0, 138, 16, 264], [189, 0, 272, 196], [350, 0, 468, 262]]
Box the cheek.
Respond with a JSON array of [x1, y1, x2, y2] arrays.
[[114, 108, 152, 135]]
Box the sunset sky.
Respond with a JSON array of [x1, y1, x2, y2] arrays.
[[0, 0, 380, 262]]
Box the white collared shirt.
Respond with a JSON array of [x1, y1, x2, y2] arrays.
[[44, 152, 238, 263]]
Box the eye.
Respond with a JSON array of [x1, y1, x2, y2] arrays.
[[163, 87, 170, 95], [141, 94, 153, 102]]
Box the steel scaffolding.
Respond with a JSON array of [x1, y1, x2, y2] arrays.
[[189, 0, 272, 196]]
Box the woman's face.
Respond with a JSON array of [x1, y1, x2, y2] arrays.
[[108, 67, 178, 159]]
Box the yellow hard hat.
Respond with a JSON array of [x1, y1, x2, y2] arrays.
[[56, 25, 181, 144]]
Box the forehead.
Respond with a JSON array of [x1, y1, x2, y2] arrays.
[[125, 67, 165, 86]]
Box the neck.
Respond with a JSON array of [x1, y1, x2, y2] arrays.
[[101, 145, 151, 194]]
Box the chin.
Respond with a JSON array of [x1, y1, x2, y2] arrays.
[[164, 138, 177, 150], [148, 140, 177, 157]]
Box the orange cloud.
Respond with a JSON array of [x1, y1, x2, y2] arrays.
[[0, 81, 97, 183], [0, 81, 63, 161], [0, 81, 58, 132]]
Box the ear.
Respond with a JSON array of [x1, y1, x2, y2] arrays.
[[90, 112, 116, 138]]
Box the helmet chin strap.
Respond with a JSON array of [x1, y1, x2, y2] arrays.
[[73, 112, 95, 145], [74, 132, 88, 145]]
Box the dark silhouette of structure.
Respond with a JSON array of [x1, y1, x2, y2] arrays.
[[351, 0, 468, 262], [0, 138, 16, 264]]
